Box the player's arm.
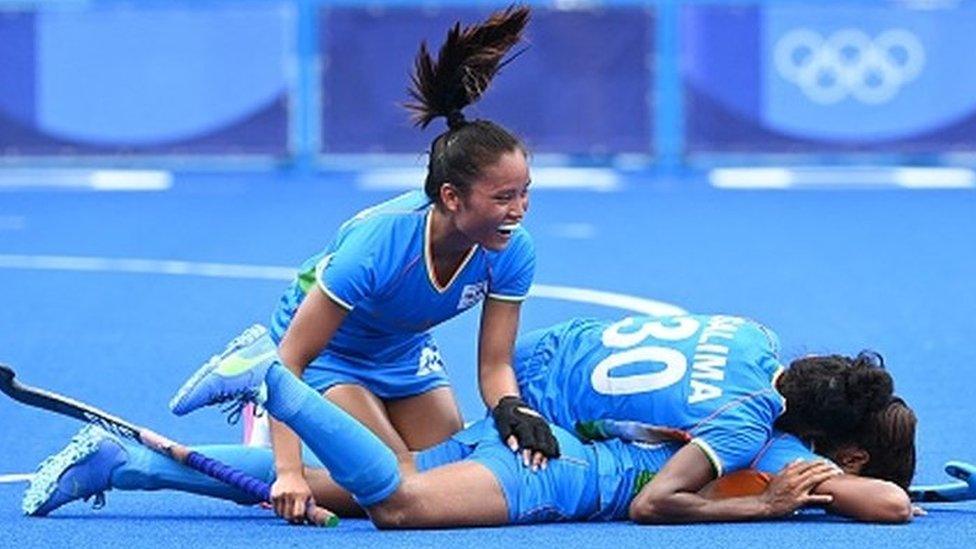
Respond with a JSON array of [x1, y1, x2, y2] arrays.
[[700, 468, 913, 523], [630, 444, 837, 523], [271, 287, 348, 522], [477, 297, 521, 407], [814, 474, 913, 523], [478, 297, 559, 466]]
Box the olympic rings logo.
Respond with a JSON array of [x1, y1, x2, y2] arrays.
[[773, 28, 926, 105]]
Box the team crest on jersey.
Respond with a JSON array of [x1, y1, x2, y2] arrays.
[[457, 281, 488, 310], [417, 344, 445, 377]]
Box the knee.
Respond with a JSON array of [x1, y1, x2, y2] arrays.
[[367, 478, 421, 529], [370, 505, 409, 530]]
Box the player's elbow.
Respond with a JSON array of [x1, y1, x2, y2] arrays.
[[822, 476, 913, 523], [629, 495, 677, 524], [838, 484, 913, 523], [869, 490, 913, 523]]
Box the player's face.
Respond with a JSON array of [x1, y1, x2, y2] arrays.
[[824, 445, 869, 475], [455, 149, 531, 251]]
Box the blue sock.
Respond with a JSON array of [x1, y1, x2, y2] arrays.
[[263, 363, 400, 506], [111, 444, 276, 505]]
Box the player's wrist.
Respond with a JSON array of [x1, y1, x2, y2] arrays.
[[275, 465, 305, 478], [758, 492, 794, 518], [493, 395, 524, 409], [759, 498, 779, 518]]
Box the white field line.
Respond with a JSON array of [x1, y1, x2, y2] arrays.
[[357, 167, 620, 192], [0, 473, 33, 484], [709, 167, 976, 190], [0, 169, 172, 191], [0, 254, 686, 317], [0, 254, 686, 478]]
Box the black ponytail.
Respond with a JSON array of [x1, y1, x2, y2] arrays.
[[404, 6, 530, 202]]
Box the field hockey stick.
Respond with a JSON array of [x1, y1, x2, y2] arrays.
[[909, 461, 976, 502], [0, 363, 338, 526]]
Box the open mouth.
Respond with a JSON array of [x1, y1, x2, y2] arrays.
[[497, 223, 520, 236]]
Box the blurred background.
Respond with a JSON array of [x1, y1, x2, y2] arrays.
[[2, 2, 976, 537], [4, 0, 976, 174]]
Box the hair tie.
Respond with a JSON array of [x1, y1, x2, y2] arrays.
[[446, 110, 467, 130]]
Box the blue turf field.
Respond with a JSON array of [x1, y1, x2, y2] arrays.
[[1, 169, 975, 546]]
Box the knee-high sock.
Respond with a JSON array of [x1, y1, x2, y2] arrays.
[[262, 362, 400, 506], [110, 444, 276, 505]]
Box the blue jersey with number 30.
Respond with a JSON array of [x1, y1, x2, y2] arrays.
[[516, 315, 786, 476]]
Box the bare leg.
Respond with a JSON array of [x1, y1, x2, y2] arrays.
[[304, 466, 366, 517], [323, 384, 411, 458], [368, 460, 509, 529], [261, 364, 508, 526], [386, 387, 464, 451], [297, 384, 463, 516]]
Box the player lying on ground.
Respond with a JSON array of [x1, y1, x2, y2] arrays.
[[23, 322, 913, 524], [22, 396, 914, 524], [174, 314, 911, 525], [178, 350, 913, 525], [245, 313, 916, 519], [493, 314, 919, 516]]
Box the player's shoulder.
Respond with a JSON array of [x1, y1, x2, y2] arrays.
[[336, 191, 429, 244], [697, 315, 780, 354], [694, 314, 766, 328], [740, 317, 781, 356]]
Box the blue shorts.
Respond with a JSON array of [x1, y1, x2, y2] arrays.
[[268, 331, 451, 400], [416, 418, 601, 524], [299, 347, 451, 399], [269, 285, 452, 400]]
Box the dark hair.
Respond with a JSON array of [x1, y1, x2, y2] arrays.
[[405, 6, 530, 202], [812, 396, 917, 490], [858, 397, 917, 490], [776, 350, 894, 440]]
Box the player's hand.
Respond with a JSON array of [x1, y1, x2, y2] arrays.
[[492, 396, 560, 471], [271, 470, 315, 524], [761, 460, 841, 517]]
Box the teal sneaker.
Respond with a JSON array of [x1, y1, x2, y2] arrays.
[[22, 424, 127, 516], [169, 324, 275, 417]]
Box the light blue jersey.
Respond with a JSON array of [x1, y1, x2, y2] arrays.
[[270, 190, 535, 398], [416, 312, 827, 523], [751, 430, 834, 473], [514, 315, 786, 476]]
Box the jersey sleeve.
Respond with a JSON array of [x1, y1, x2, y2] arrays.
[[487, 227, 535, 302], [689, 420, 771, 477], [690, 385, 791, 476], [751, 432, 837, 474], [750, 320, 781, 358], [315, 228, 381, 311]]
